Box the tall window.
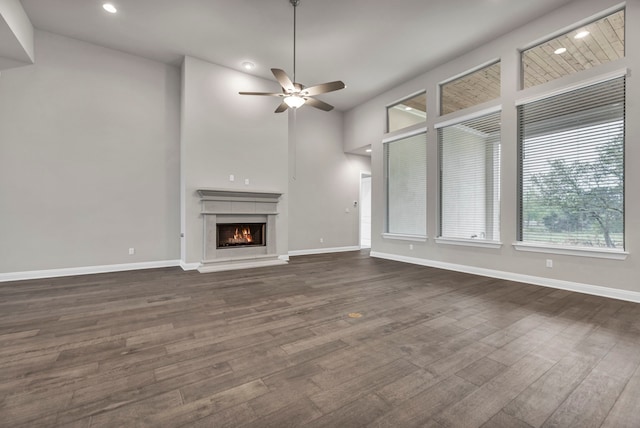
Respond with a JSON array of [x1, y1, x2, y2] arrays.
[[518, 76, 625, 249], [438, 110, 501, 241], [385, 133, 427, 236]]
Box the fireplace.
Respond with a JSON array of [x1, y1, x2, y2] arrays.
[[217, 223, 266, 249], [197, 189, 286, 273]]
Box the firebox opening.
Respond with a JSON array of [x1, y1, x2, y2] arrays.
[[216, 223, 266, 249]]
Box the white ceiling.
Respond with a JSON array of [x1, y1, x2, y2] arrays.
[[20, 0, 577, 111]]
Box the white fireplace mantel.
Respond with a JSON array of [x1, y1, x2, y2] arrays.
[[197, 188, 282, 215], [196, 189, 286, 273], [197, 188, 282, 201]]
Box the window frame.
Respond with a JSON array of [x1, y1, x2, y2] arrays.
[[514, 70, 628, 260], [435, 105, 503, 249], [440, 61, 501, 116], [386, 92, 427, 134], [382, 127, 428, 241], [520, 8, 625, 90]]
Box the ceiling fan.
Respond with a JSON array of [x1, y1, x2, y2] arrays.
[[239, 0, 346, 113]]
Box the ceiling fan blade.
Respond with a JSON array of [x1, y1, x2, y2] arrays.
[[274, 101, 289, 113], [301, 81, 346, 96], [271, 68, 296, 92], [238, 91, 283, 96], [305, 97, 334, 112]]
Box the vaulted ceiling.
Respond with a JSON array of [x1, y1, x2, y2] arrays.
[[19, 0, 580, 111]]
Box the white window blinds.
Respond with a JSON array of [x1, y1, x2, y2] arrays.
[[385, 133, 427, 236], [438, 111, 501, 241], [518, 76, 625, 249]]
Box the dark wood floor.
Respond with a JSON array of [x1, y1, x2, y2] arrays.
[[1, 251, 640, 427]]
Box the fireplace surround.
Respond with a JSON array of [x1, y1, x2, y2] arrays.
[[197, 189, 286, 272]]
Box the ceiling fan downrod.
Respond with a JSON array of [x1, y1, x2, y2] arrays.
[[237, 0, 345, 113], [290, 0, 299, 83]]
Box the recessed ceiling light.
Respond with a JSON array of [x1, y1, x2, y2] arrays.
[[404, 107, 412, 111], [575, 30, 590, 39], [241, 61, 255, 71], [554, 47, 567, 55], [365, 148, 372, 153], [103, 3, 117, 13]]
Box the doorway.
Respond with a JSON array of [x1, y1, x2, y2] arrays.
[[360, 172, 372, 248]]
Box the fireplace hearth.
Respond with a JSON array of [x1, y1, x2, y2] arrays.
[[217, 223, 265, 249]]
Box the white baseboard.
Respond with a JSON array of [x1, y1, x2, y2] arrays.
[[289, 246, 361, 257], [179, 261, 201, 271], [370, 251, 640, 304], [0, 260, 182, 283]]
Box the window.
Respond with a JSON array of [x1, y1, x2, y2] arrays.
[[441, 62, 500, 115], [518, 76, 625, 250], [384, 133, 427, 237], [522, 9, 624, 89], [387, 92, 426, 133], [438, 110, 501, 242]]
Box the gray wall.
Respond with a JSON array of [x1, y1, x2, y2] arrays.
[[179, 57, 370, 263], [0, 35, 368, 275], [289, 108, 371, 252], [0, 30, 181, 273], [180, 56, 289, 265], [344, 0, 640, 294]]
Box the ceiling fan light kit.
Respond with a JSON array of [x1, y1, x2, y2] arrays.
[[284, 95, 305, 109], [239, 0, 345, 113]]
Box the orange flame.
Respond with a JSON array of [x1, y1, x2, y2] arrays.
[[229, 227, 253, 244]]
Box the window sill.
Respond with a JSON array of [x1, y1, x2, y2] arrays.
[[435, 237, 502, 249], [382, 233, 427, 242], [513, 242, 628, 260]]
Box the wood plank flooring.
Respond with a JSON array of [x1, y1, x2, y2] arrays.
[[1, 250, 640, 427]]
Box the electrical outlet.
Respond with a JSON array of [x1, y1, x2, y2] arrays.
[[320, 238, 324, 243], [244, 178, 250, 185], [546, 259, 553, 268], [229, 174, 235, 182], [128, 248, 135, 255], [409, 244, 414, 250]]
